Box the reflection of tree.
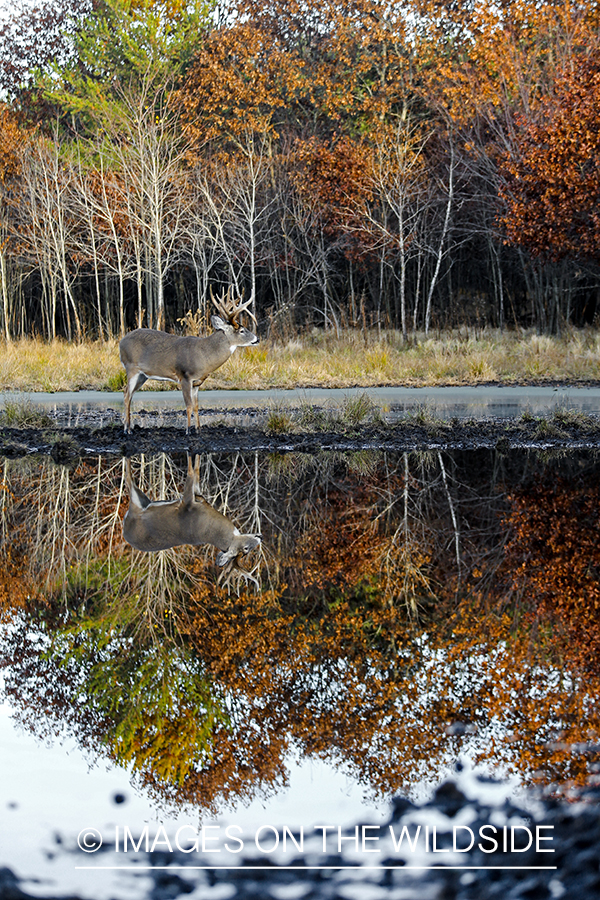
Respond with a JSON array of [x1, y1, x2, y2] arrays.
[[1, 614, 225, 785], [1, 450, 600, 812], [0, 453, 266, 633], [503, 471, 600, 674]]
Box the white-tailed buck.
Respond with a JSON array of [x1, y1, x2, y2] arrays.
[[123, 456, 261, 588], [120, 287, 258, 433]]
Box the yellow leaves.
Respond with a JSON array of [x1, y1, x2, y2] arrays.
[[418, 0, 600, 126], [0, 104, 27, 187]]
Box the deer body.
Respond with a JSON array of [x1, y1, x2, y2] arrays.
[[124, 457, 261, 570], [120, 297, 258, 433]]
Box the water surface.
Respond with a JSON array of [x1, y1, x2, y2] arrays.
[[4, 383, 600, 421], [1, 446, 599, 896]]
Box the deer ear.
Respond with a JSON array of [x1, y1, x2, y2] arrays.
[[130, 485, 151, 509], [211, 315, 233, 333], [216, 548, 235, 566]]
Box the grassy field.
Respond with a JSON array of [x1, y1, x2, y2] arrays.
[[0, 327, 599, 392]]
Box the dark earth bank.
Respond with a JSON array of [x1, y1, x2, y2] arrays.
[[3, 406, 600, 460]]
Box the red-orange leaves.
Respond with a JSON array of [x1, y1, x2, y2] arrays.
[[291, 136, 375, 255], [499, 58, 600, 262]]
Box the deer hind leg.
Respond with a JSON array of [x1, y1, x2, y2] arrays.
[[186, 452, 201, 496], [180, 378, 194, 434], [123, 370, 148, 433], [192, 379, 206, 431], [182, 453, 197, 507]]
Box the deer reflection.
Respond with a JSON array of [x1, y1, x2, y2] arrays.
[[124, 455, 261, 589]]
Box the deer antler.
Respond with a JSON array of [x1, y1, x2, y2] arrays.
[[210, 285, 257, 328], [217, 551, 260, 594]]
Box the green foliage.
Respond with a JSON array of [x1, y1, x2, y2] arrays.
[[340, 392, 383, 427], [64, 555, 134, 605], [42, 0, 215, 125], [345, 450, 381, 476], [551, 407, 593, 431], [296, 404, 333, 431], [534, 417, 564, 439], [407, 405, 449, 435], [105, 369, 127, 391], [266, 407, 294, 434], [51, 626, 226, 785]]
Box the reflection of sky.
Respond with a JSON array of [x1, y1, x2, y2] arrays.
[[0, 695, 389, 899], [1, 693, 530, 900], [1, 654, 535, 900]]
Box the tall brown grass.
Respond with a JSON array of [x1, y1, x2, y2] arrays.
[[0, 328, 598, 392]]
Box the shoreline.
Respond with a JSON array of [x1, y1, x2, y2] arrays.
[[2, 411, 600, 460]]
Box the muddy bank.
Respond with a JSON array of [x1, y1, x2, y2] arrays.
[[2, 407, 600, 460]]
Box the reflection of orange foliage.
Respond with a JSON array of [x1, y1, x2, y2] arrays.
[[0, 549, 34, 621], [445, 594, 600, 792], [503, 474, 600, 673], [3, 452, 600, 811], [288, 486, 383, 596]]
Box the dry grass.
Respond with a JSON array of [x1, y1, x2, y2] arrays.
[[0, 337, 121, 391], [1, 327, 600, 392]]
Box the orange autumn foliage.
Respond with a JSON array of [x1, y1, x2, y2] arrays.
[[0, 104, 25, 187], [499, 58, 600, 262]]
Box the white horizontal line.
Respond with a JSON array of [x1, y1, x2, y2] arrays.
[[75, 865, 558, 871]]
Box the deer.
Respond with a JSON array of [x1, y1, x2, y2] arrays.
[[123, 455, 261, 588], [119, 287, 259, 434]]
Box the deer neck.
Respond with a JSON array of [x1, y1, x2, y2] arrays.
[[203, 329, 237, 360]]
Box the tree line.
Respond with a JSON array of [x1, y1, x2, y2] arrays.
[[0, 0, 599, 341]]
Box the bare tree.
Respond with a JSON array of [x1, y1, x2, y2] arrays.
[[19, 130, 82, 340], [99, 78, 192, 331], [195, 132, 279, 322]]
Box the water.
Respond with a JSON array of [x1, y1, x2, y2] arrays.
[[4, 383, 600, 420], [0, 445, 599, 897]]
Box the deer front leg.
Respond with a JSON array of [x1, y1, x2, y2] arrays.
[[123, 386, 131, 434], [193, 454, 202, 495]]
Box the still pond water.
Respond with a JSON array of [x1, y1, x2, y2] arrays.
[[1, 445, 599, 896]]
